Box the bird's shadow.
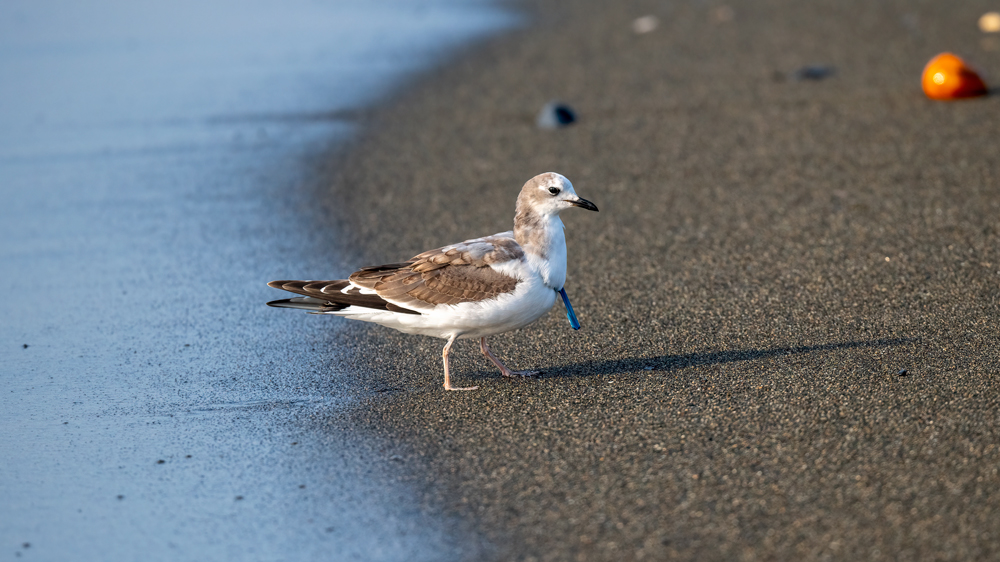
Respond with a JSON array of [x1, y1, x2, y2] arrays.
[[523, 337, 916, 379]]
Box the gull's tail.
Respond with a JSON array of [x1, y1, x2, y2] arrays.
[[267, 280, 348, 313], [266, 280, 419, 315]]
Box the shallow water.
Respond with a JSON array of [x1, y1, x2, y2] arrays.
[[0, 1, 514, 559]]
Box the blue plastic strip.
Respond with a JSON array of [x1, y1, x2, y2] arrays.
[[558, 288, 580, 330]]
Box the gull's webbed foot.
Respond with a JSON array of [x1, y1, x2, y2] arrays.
[[480, 337, 539, 380]]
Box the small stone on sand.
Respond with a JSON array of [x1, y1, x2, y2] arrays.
[[536, 101, 576, 129], [979, 12, 1000, 33], [632, 15, 659, 34]]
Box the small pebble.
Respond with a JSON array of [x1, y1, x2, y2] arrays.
[[156, 459, 165, 464], [897, 369, 908, 376], [632, 15, 659, 34], [235, 496, 244, 501], [980, 12, 1000, 33], [23, 344, 29, 349], [117, 495, 124, 500], [793, 65, 835, 81], [536, 101, 577, 129], [710, 6, 735, 24]]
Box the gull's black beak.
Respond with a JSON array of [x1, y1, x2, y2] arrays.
[[569, 197, 599, 212]]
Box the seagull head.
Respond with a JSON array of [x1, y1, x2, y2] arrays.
[[518, 172, 599, 216]]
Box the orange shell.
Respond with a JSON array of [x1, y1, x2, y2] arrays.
[[921, 53, 988, 100]]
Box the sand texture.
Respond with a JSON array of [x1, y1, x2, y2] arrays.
[[310, 1, 1000, 559]]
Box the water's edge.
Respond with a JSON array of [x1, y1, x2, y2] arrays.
[[0, 2, 519, 560]]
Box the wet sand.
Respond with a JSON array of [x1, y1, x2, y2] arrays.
[[0, 2, 512, 559], [313, 0, 1000, 560]]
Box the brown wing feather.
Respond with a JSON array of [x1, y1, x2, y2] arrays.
[[270, 233, 524, 313], [347, 233, 524, 310]]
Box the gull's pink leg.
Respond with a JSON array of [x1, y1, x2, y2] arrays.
[[480, 337, 540, 378], [443, 334, 478, 391]]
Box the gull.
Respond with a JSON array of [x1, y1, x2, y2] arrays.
[[267, 172, 598, 390]]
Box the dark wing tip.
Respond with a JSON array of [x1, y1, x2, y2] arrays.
[[267, 297, 346, 312]]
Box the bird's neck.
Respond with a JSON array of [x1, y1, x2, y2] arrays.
[[514, 207, 567, 289]]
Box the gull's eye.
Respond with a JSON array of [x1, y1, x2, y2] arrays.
[[548, 186, 561, 196]]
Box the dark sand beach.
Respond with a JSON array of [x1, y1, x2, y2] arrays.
[[310, 0, 1000, 560]]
